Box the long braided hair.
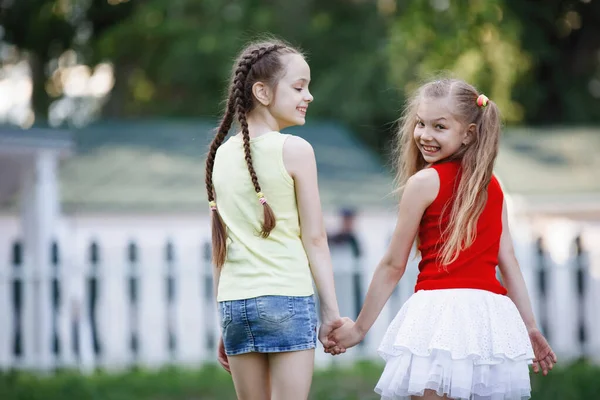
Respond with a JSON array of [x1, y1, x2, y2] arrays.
[[205, 40, 300, 267]]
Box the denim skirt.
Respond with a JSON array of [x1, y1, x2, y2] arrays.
[[219, 295, 318, 355]]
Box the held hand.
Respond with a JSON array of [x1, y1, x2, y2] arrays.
[[321, 317, 352, 356], [217, 336, 231, 374], [327, 318, 363, 353], [529, 328, 557, 376], [318, 317, 346, 350]]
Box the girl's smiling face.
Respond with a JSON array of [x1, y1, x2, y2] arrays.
[[267, 53, 314, 130], [413, 96, 471, 163]]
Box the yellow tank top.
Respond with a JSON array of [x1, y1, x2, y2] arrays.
[[212, 131, 314, 301]]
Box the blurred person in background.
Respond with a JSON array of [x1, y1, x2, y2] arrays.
[[328, 208, 361, 258]]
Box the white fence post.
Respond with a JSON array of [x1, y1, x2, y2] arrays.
[[20, 152, 60, 371], [510, 215, 541, 323], [542, 220, 580, 361], [0, 239, 16, 369], [582, 226, 600, 363], [173, 235, 204, 367], [137, 238, 168, 368], [165, 241, 176, 365], [201, 240, 221, 365], [97, 239, 129, 370]]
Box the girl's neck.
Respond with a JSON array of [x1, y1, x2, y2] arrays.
[[243, 111, 281, 138]]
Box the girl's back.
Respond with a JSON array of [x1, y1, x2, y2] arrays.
[[415, 159, 506, 294], [213, 131, 313, 302]]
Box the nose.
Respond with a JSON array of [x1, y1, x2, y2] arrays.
[[420, 129, 433, 142], [305, 89, 314, 103]]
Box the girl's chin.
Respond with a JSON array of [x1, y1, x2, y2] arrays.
[[279, 116, 306, 128]]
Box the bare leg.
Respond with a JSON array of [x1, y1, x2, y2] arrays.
[[269, 349, 315, 400], [228, 352, 270, 400]]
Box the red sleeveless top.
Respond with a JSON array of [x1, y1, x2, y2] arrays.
[[414, 160, 507, 295]]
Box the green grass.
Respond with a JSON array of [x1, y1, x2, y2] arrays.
[[0, 360, 598, 399]]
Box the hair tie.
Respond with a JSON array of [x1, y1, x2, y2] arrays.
[[209, 201, 217, 211], [477, 94, 489, 108], [256, 191, 267, 205]]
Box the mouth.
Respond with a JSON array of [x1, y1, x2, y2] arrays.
[[296, 106, 307, 116], [421, 144, 441, 154]]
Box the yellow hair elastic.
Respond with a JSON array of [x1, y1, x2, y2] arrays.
[[256, 191, 267, 205]]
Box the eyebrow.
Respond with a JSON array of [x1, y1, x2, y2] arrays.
[[416, 114, 447, 122], [295, 78, 310, 83]]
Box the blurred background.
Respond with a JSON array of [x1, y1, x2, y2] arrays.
[[0, 0, 599, 399]]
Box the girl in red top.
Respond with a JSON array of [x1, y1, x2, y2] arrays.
[[328, 78, 557, 400]]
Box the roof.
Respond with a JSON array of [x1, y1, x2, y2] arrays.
[[495, 127, 600, 209], [0, 126, 73, 154], [58, 119, 396, 213]]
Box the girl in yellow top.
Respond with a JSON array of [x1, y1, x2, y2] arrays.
[[205, 38, 344, 399]]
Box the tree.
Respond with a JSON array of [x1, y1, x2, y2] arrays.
[[92, 0, 399, 151], [0, 0, 135, 122], [506, 0, 600, 124], [2, 0, 598, 149], [0, 0, 75, 119], [385, 0, 529, 123]]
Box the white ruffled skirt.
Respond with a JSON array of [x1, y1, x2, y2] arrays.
[[375, 289, 534, 400]]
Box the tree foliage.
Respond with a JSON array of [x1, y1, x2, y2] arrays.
[[1, 0, 599, 150]]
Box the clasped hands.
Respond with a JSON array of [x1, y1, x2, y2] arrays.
[[320, 317, 364, 355]]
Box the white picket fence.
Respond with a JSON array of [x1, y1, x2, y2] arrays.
[[0, 213, 599, 373]]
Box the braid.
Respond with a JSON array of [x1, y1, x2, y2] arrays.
[[205, 93, 235, 267], [234, 45, 281, 238], [205, 96, 234, 202]]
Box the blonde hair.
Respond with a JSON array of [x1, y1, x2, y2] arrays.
[[393, 78, 502, 266]]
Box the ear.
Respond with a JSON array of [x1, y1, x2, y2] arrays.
[[252, 82, 272, 106], [463, 123, 477, 145]]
